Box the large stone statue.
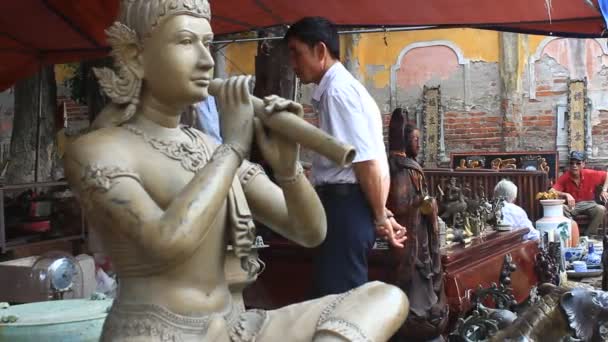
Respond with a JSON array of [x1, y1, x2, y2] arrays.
[[63, 0, 408, 341], [386, 109, 448, 340]]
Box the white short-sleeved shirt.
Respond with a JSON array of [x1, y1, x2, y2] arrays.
[[502, 202, 540, 241], [311, 62, 388, 185]]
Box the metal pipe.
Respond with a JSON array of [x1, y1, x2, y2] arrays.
[[5, 234, 83, 251], [212, 26, 437, 44]]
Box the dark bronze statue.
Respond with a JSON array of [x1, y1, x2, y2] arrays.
[[535, 242, 561, 286], [491, 284, 608, 341], [386, 108, 448, 340], [438, 176, 468, 226]]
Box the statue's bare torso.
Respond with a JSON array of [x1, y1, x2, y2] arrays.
[[75, 121, 233, 315]]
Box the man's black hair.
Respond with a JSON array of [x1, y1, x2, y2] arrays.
[[284, 16, 340, 60]]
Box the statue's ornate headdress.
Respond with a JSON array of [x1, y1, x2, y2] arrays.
[[119, 0, 211, 40], [94, 0, 211, 124]]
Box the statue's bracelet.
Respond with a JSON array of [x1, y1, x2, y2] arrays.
[[212, 143, 246, 163], [275, 163, 304, 185]]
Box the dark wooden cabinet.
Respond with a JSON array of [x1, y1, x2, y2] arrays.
[[244, 228, 540, 327], [441, 228, 540, 320]]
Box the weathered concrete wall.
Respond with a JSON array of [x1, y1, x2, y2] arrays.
[[522, 37, 608, 166], [445, 61, 502, 152], [521, 54, 568, 151]]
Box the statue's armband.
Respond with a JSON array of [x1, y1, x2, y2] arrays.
[[79, 164, 142, 209]]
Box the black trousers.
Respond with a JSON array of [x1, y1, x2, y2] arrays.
[[313, 183, 376, 297]]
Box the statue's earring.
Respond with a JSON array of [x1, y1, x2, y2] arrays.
[[93, 22, 143, 125], [123, 78, 142, 121]]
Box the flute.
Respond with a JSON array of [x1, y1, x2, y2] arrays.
[[209, 79, 356, 167]]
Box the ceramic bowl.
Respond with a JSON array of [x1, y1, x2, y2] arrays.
[[564, 247, 585, 262], [572, 260, 588, 272]]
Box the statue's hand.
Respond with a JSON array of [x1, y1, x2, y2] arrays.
[[216, 75, 254, 157], [254, 95, 303, 177]]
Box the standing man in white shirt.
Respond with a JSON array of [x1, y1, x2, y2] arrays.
[[284, 17, 406, 296]]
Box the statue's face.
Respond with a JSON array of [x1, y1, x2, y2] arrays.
[[141, 14, 214, 106], [405, 129, 420, 158]]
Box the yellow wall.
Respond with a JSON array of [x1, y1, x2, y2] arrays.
[[515, 34, 553, 91], [351, 28, 500, 88], [527, 34, 550, 55], [55, 64, 77, 85], [223, 42, 257, 76], [217, 29, 552, 88]]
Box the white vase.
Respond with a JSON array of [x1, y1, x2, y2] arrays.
[[535, 199, 571, 249]]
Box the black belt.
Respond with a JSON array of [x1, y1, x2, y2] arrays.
[[315, 183, 360, 196]]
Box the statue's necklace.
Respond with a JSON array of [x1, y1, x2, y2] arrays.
[[122, 124, 210, 173]]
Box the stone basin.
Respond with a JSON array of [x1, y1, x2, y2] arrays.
[[0, 298, 112, 342]]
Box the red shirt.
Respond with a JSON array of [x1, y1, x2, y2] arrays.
[[553, 169, 606, 202]]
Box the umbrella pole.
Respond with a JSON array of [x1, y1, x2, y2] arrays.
[[34, 70, 42, 184]]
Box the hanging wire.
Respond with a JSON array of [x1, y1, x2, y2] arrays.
[[212, 26, 435, 45], [544, 0, 553, 24], [383, 27, 388, 47]]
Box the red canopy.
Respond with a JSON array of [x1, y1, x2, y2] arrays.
[[212, 0, 605, 37], [0, 0, 604, 90], [0, 0, 118, 90]]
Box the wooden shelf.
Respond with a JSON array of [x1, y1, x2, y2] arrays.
[[4, 234, 83, 251], [0, 181, 86, 254]]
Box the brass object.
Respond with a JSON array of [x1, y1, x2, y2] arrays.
[[536, 189, 559, 200], [420, 195, 435, 215], [491, 157, 517, 170]]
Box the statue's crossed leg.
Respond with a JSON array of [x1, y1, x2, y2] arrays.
[[253, 281, 409, 342]]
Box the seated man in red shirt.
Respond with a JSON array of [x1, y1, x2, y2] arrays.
[[550, 151, 608, 236]]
